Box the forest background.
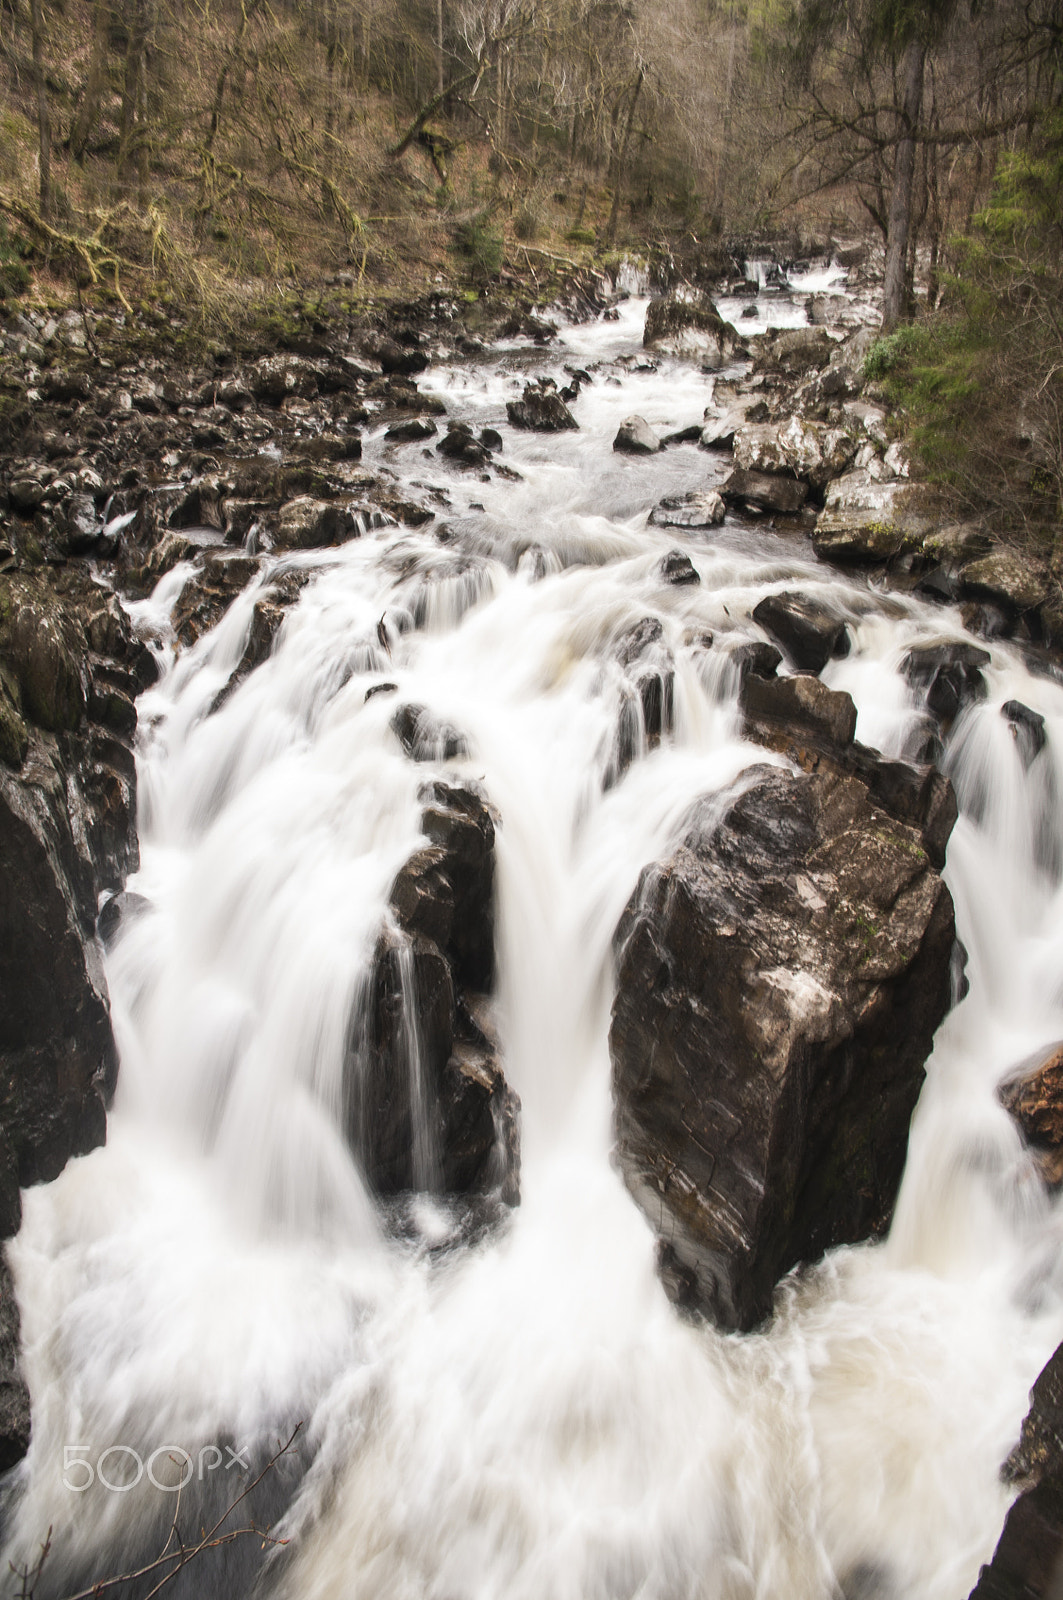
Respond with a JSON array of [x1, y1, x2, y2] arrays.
[[1, 0, 1062, 539]]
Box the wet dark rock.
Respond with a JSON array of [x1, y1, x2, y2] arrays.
[[506, 382, 578, 432], [844, 749, 958, 871], [55, 494, 101, 556], [360, 332, 429, 377], [661, 425, 703, 446], [721, 468, 809, 515], [96, 889, 151, 947], [274, 497, 360, 551], [390, 703, 469, 762], [1, 583, 86, 733], [8, 472, 49, 515], [301, 432, 363, 463], [611, 762, 956, 1331], [386, 418, 438, 443], [0, 753, 120, 1202], [902, 641, 991, 725], [649, 490, 725, 530], [699, 409, 748, 450], [1000, 1044, 1063, 1187], [657, 550, 700, 587], [168, 479, 228, 534], [730, 640, 783, 683], [614, 416, 663, 455], [752, 591, 851, 673], [740, 670, 858, 751], [0, 1257, 30, 1472], [1002, 700, 1047, 768], [392, 781, 496, 992], [171, 552, 260, 648], [960, 600, 1014, 641], [348, 783, 517, 1204], [616, 617, 664, 667], [479, 428, 503, 452], [970, 1342, 1063, 1599], [437, 423, 492, 467]]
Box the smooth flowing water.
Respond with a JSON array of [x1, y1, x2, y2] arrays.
[[4, 267, 1063, 1600]]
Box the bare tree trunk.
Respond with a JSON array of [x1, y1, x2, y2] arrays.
[[881, 37, 925, 332], [436, 0, 444, 96], [29, 0, 51, 217], [71, 0, 110, 163], [605, 66, 643, 250], [118, 0, 153, 196]]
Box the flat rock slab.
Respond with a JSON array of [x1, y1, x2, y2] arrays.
[[960, 551, 1050, 614], [649, 490, 726, 529], [721, 468, 808, 515], [611, 762, 956, 1331], [813, 472, 924, 564]]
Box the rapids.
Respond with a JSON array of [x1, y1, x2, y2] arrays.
[[3, 265, 1063, 1600]]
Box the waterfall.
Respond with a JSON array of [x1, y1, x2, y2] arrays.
[[3, 282, 1063, 1600]]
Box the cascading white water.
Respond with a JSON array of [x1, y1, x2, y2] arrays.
[[4, 282, 1063, 1600]]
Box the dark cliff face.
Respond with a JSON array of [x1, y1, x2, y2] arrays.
[[971, 1344, 1063, 1600], [0, 573, 146, 1470], [611, 756, 957, 1332]]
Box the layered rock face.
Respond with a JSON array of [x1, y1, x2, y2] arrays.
[[611, 712, 957, 1330]]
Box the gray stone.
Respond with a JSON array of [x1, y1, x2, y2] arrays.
[[613, 416, 662, 455]]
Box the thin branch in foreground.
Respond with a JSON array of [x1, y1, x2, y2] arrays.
[[8, 1425, 302, 1600]]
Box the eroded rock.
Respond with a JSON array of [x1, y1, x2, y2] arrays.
[[611, 762, 956, 1330]]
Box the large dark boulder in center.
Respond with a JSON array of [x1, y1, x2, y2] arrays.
[[611, 761, 957, 1331], [506, 382, 577, 432]]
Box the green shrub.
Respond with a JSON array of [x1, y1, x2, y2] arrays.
[[452, 214, 504, 278], [862, 325, 926, 383]]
